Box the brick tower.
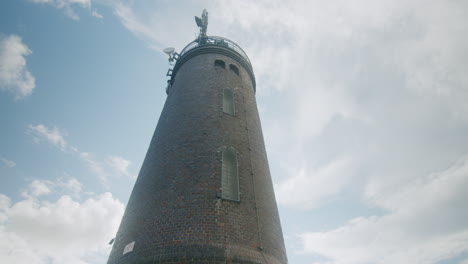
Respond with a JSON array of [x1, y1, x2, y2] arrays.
[[107, 10, 288, 264]]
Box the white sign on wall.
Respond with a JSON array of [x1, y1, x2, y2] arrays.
[[123, 241, 135, 255]]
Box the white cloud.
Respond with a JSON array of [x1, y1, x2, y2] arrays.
[[275, 157, 356, 209], [107, 156, 133, 178], [25, 180, 51, 197], [22, 178, 83, 199], [111, 2, 168, 51], [61, 177, 83, 196], [0, 195, 9, 223], [0, 35, 35, 99], [80, 152, 108, 183], [26, 124, 135, 184], [80, 152, 135, 184], [0, 180, 124, 264], [30, 0, 94, 20], [301, 156, 468, 264], [91, 9, 103, 19], [0, 157, 16, 168], [28, 124, 67, 151]]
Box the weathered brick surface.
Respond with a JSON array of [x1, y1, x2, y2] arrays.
[[107, 48, 287, 264]]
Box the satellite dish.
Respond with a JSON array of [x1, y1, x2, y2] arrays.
[[163, 47, 175, 55]]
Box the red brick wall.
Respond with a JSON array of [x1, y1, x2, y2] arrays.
[[107, 50, 287, 264]]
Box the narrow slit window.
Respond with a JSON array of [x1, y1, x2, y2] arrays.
[[223, 89, 235, 115], [229, 64, 239, 75], [215, 60, 225, 69], [221, 148, 239, 201]]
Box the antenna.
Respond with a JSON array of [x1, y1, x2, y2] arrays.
[[163, 47, 175, 55], [163, 47, 179, 64], [163, 47, 178, 94]]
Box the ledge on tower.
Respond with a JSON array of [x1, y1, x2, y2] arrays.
[[169, 36, 256, 93]]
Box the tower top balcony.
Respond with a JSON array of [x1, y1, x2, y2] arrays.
[[169, 35, 256, 92], [180, 36, 252, 67]]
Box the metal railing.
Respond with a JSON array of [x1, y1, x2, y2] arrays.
[[179, 36, 252, 66]]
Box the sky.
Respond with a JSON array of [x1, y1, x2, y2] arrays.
[[1, 0, 468, 264]]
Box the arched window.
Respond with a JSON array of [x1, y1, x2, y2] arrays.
[[229, 64, 239, 75], [221, 148, 239, 201], [215, 60, 225, 69], [223, 89, 235, 115]]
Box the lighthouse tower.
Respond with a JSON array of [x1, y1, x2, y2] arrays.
[[107, 10, 288, 264]]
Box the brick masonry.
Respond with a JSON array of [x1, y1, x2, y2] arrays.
[[106, 47, 288, 264]]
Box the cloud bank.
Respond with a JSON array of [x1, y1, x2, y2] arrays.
[[0, 178, 124, 264], [301, 156, 468, 264]]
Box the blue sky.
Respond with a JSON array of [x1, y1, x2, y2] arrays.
[[1, 1, 468, 264]]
